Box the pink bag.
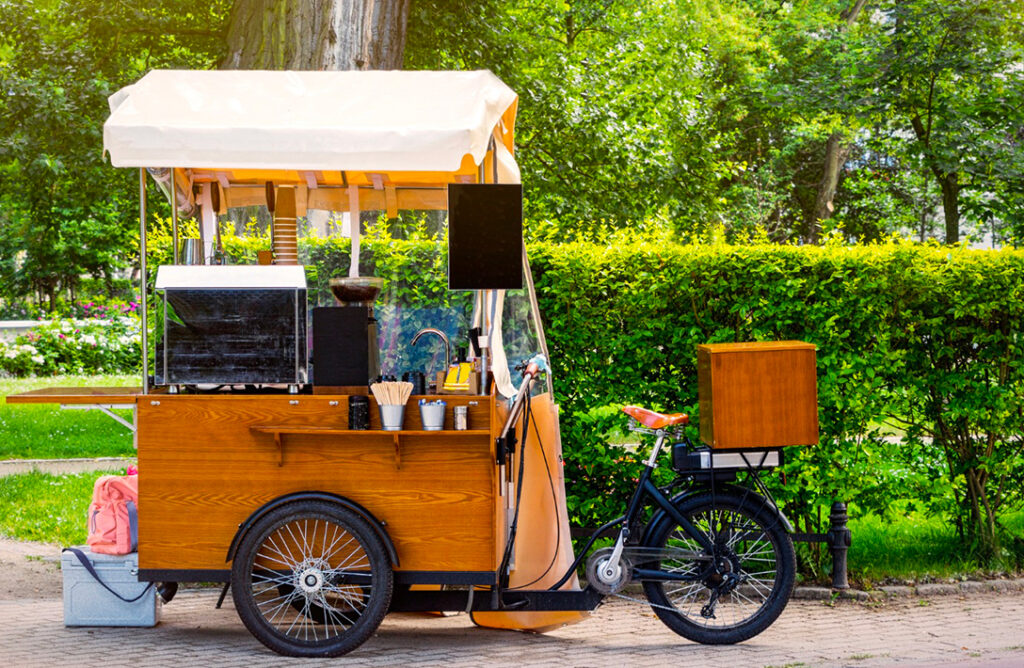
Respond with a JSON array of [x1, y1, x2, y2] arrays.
[[87, 472, 139, 555]]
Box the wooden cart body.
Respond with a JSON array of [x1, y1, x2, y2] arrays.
[[136, 393, 500, 583]]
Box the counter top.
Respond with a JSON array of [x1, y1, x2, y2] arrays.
[[5, 386, 146, 405]]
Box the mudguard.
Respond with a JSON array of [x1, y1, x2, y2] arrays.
[[225, 491, 399, 567]]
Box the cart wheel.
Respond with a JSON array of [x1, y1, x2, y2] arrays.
[[231, 500, 393, 657]]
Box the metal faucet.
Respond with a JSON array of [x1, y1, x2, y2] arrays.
[[411, 328, 451, 369]]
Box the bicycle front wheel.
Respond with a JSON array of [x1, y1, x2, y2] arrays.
[[641, 491, 795, 644]]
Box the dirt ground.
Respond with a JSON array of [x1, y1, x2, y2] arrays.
[[0, 536, 64, 600]]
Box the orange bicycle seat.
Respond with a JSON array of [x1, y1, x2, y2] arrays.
[[622, 405, 689, 429]]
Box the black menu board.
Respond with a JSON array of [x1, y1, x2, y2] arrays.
[[447, 183, 523, 290]]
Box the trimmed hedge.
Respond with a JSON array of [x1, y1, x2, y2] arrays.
[[529, 239, 1024, 561]]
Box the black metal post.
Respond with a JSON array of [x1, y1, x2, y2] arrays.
[[827, 501, 851, 589]]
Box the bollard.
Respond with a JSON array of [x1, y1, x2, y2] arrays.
[[826, 501, 851, 590]]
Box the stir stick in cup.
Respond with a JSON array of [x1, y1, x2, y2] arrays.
[[370, 381, 413, 406]]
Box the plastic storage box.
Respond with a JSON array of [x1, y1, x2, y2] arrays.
[[61, 546, 160, 627]]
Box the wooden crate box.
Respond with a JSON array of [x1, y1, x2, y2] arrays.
[[697, 341, 819, 450]]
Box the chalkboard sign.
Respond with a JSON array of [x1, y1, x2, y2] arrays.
[[448, 183, 523, 290]]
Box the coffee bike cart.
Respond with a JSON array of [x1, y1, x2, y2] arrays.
[[8, 70, 816, 657]]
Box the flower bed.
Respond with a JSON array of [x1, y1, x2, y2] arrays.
[[0, 313, 141, 376]]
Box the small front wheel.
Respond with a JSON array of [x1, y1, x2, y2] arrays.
[[641, 492, 795, 644], [231, 500, 393, 657]]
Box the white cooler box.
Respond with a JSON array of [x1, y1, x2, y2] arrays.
[[61, 546, 160, 627]]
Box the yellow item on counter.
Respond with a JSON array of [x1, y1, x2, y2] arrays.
[[443, 362, 473, 391]]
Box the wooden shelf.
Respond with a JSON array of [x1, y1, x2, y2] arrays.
[[251, 426, 489, 437], [5, 386, 145, 405], [250, 425, 491, 467]]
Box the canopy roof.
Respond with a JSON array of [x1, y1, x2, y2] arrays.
[[104, 69, 518, 179]]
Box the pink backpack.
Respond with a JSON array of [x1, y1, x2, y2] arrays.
[[87, 472, 139, 555]]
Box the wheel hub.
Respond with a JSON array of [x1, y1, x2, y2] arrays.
[[296, 567, 325, 595], [586, 547, 632, 595]]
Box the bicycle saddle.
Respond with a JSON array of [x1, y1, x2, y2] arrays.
[[622, 405, 689, 429]]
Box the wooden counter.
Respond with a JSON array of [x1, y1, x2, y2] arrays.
[[5, 386, 144, 404]]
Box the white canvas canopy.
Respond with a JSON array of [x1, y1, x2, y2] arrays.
[[104, 68, 533, 400], [104, 69, 519, 177]]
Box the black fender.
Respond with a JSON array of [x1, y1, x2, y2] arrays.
[[640, 483, 795, 547], [225, 491, 400, 567]]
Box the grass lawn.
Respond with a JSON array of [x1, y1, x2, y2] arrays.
[[0, 470, 110, 545], [0, 375, 137, 459], [847, 511, 1024, 585]]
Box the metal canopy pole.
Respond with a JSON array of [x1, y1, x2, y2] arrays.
[[139, 168, 149, 395], [170, 167, 179, 264]]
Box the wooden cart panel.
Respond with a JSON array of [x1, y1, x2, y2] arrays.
[[136, 394, 497, 575]]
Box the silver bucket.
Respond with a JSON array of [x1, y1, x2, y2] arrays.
[[380, 404, 405, 431]]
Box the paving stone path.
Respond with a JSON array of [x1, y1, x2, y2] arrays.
[[2, 588, 1023, 667], [0, 457, 135, 477]]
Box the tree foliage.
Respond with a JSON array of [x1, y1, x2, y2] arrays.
[[0, 1, 229, 308]]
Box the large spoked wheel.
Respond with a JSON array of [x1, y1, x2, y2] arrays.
[[641, 492, 795, 645], [231, 501, 393, 657]]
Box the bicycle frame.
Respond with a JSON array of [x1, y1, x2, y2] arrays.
[[548, 427, 721, 591]]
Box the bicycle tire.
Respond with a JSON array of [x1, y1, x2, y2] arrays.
[[641, 491, 795, 644], [231, 500, 393, 657]]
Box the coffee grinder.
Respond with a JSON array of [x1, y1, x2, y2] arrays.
[[312, 277, 382, 388]]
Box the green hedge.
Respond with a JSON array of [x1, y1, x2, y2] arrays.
[[529, 239, 1024, 563]]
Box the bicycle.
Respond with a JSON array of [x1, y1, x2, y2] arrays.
[[504, 356, 797, 644]]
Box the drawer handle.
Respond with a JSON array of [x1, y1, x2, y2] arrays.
[[150, 400, 160, 406], [289, 400, 300, 406], [329, 400, 339, 407]]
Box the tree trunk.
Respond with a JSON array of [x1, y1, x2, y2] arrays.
[[806, 0, 869, 244], [910, 114, 961, 244], [939, 171, 959, 244], [809, 133, 851, 243], [222, 0, 411, 70]]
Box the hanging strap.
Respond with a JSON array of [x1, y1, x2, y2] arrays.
[[126, 500, 139, 553], [62, 548, 153, 604]]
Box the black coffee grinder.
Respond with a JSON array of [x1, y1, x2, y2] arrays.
[[312, 277, 382, 387]]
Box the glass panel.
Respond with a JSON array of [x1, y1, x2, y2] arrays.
[[304, 211, 474, 383]]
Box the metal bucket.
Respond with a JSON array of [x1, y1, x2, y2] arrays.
[[380, 404, 405, 431]]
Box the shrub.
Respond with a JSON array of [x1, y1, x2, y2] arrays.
[[0, 314, 141, 376]]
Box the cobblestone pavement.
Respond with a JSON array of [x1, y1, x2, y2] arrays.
[[2, 589, 1023, 667]]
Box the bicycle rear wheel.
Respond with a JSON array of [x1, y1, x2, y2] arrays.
[[641, 491, 795, 644]]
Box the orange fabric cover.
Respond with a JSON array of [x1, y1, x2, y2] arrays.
[[472, 393, 589, 632]]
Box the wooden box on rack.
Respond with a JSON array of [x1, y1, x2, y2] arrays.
[[697, 341, 819, 450]]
